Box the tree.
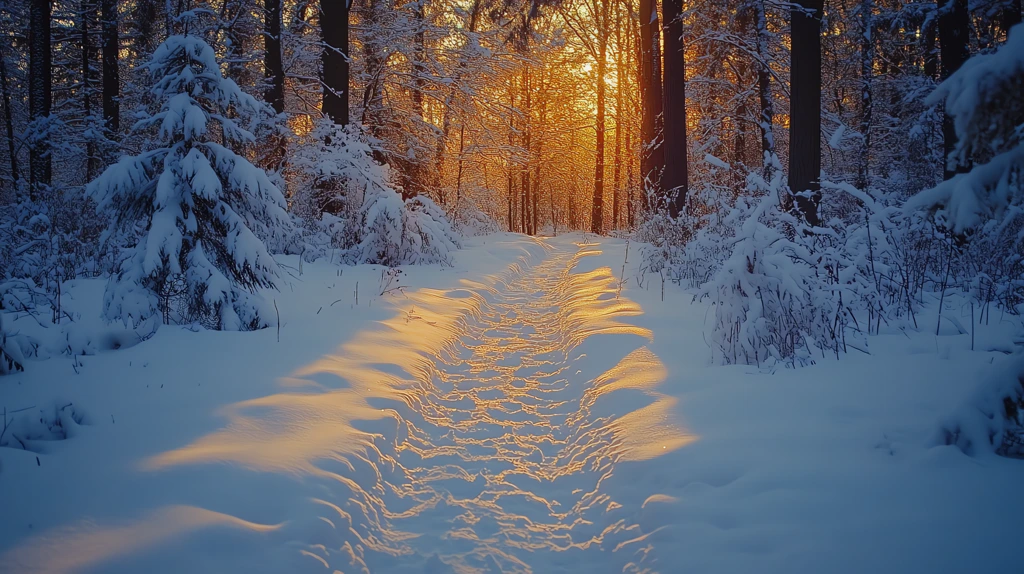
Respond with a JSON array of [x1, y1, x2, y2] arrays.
[[908, 22, 1024, 239], [591, 0, 609, 233], [753, 0, 775, 178], [321, 0, 349, 126], [662, 0, 689, 217], [0, 35, 17, 187], [788, 0, 824, 226], [28, 0, 52, 199], [857, 0, 874, 190], [86, 34, 289, 330], [639, 0, 664, 210], [264, 0, 285, 115], [101, 0, 119, 136], [938, 0, 970, 181]]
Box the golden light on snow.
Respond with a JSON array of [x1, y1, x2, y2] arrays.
[[0, 506, 281, 574], [143, 241, 696, 569]]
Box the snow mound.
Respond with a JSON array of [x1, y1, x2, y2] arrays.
[[939, 353, 1024, 458]]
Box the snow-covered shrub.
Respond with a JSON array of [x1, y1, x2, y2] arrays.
[[450, 196, 500, 237], [636, 211, 689, 285], [905, 22, 1024, 321], [400, 195, 461, 265], [699, 167, 871, 366], [908, 23, 1024, 235], [354, 186, 460, 266], [86, 34, 288, 330], [289, 120, 460, 266], [939, 354, 1024, 458], [0, 311, 25, 375]]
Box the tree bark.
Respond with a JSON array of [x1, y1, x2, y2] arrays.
[[321, 0, 349, 126], [612, 0, 623, 230], [29, 0, 52, 199], [857, 0, 873, 190], [412, 0, 426, 120], [639, 0, 664, 211], [591, 0, 609, 234], [521, 67, 532, 236], [0, 42, 17, 187], [81, 0, 99, 181], [265, 0, 284, 115], [787, 0, 824, 226], [754, 0, 775, 178], [662, 0, 689, 217], [1002, 0, 1022, 36], [939, 0, 970, 181], [101, 0, 119, 136]]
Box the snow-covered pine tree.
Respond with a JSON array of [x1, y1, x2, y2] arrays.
[[907, 22, 1024, 238], [86, 28, 289, 331]]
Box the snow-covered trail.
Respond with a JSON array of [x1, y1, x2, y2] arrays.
[[8, 234, 1021, 574], [268, 241, 684, 572], [125, 238, 685, 573], [290, 240, 690, 572]]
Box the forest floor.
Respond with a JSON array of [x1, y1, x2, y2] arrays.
[[1, 234, 1023, 573]]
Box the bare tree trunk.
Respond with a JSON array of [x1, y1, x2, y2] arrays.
[[0, 42, 17, 187], [591, 0, 609, 234], [265, 0, 284, 114], [639, 0, 664, 210], [521, 67, 532, 235], [662, 0, 689, 217], [81, 0, 98, 181], [321, 0, 349, 126], [857, 0, 873, 190], [788, 0, 824, 226], [532, 69, 545, 235], [101, 0, 119, 137], [29, 0, 52, 200], [412, 0, 426, 120], [1002, 0, 1022, 36], [612, 0, 623, 230], [939, 0, 970, 181], [755, 0, 774, 179]]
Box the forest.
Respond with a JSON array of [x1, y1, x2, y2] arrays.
[[0, 0, 1020, 366], [0, 1, 1023, 571]]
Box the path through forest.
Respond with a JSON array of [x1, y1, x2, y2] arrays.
[[248, 239, 691, 572]]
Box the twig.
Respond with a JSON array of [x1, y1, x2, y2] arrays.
[[617, 240, 630, 300], [274, 299, 280, 343], [0, 406, 7, 445]]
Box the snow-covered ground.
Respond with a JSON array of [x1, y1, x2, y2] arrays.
[[1, 233, 1022, 573]]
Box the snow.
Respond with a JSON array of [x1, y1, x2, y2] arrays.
[[908, 22, 1024, 235], [1, 234, 1023, 573]]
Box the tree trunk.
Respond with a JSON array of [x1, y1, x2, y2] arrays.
[[662, 0, 689, 217], [412, 0, 426, 120], [788, 0, 824, 226], [101, 0, 119, 136], [29, 0, 52, 199], [81, 0, 99, 181], [321, 0, 349, 126], [1002, 0, 1022, 36], [922, 15, 937, 79], [0, 42, 17, 187], [265, 0, 284, 115], [754, 0, 775, 178], [591, 0, 609, 234], [857, 0, 873, 190], [612, 0, 623, 230], [521, 67, 532, 236], [939, 0, 970, 181], [639, 0, 664, 210], [532, 70, 546, 235]]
